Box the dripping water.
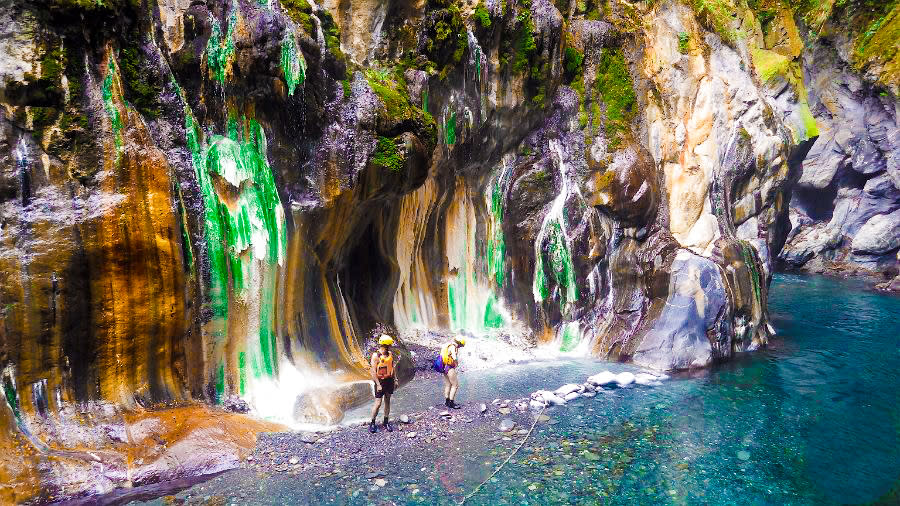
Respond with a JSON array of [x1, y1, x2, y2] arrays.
[[15, 137, 30, 205]]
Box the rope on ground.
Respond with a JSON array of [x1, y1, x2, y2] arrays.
[[458, 405, 546, 505]]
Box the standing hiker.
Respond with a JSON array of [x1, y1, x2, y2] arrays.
[[369, 335, 395, 433], [433, 336, 465, 409]]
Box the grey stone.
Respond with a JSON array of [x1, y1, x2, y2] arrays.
[[851, 209, 900, 254], [498, 419, 516, 432], [632, 251, 723, 370]]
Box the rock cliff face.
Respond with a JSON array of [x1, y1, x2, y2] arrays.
[[0, 0, 896, 501], [772, 1, 900, 288]]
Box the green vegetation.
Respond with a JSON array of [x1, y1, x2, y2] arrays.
[[39, 46, 66, 100], [689, 0, 740, 45], [513, 7, 537, 73], [364, 67, 437, 147], [31, 107, 59, 137], [751, 47, 791, 81], [854, 1, 899, 82], [750, 48, 819, 141], [372, 136, 404, 172], [474, 2, 492, 27], [120, 41, 162, 118], [678, 31, 690, 53], [365, 68, 415, 120], [595, 48, 637, 150], [564, 46, 584, 79], [280, 0, 315, 34], [422, 0, 469, 80]]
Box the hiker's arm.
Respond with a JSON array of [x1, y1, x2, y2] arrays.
[[370, 355, 381, 389]]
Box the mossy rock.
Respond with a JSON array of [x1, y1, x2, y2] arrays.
[[365, 68, 437, 149], [281, 0, 315, 35], [372, 136, 405, 172], [119, 41, 163, 119], [594, 48, 637, 151], [422, 1, 469, 79]]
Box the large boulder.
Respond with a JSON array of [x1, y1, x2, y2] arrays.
[[851, 210, 900, 255], [632, 250, 726, 370], [293, 380, 373, 425]]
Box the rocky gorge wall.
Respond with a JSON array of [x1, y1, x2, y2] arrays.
[[777, 4, 900, 289], [0, 0, 897, 501]]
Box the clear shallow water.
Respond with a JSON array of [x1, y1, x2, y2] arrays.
[[128, 274, 900, 505]]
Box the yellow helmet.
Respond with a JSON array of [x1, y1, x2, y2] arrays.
[[378, 334, 394, 346], [454, 336, 466, 346]]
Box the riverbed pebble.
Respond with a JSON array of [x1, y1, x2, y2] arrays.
[[479, 403, 487, 413], [300, 433, 318, 444], [400, 415, 411, 424], [498, 419, 516, 432]]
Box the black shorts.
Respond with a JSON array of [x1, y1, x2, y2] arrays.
[[375, 377, 395, 398]]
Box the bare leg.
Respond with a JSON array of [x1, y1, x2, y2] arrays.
[[442, 373, 451, 399], [383, 394, 391, 422], [448, 367, 459, 401], [370, 397, 382, 421]]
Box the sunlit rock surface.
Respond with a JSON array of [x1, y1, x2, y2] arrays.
[[0, 0, 897, 501]]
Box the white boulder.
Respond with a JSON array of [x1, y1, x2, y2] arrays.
[[615, 372, 636, 386], [555, 383, 583, 396], [587, 371, 617, 386]]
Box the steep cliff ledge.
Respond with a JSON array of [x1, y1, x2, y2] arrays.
[[0, 0, 896, 501]]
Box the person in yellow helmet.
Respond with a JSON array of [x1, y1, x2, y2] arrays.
[[432, 336, 466, 409], [369, 334, 396, 433]]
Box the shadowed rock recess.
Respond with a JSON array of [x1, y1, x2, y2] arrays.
[[0, 0, 896, 501]]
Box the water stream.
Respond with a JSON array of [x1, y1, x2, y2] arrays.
[[122, 274, 900, 504]]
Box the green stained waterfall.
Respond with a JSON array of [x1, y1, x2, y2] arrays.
[[280, 33, 306, 96], [183, 108, 287, 398], [207, 11, 237, 84], [102, 57, 124, 157]]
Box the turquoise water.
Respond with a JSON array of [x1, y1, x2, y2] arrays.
[[126, 274, 900, 505]]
